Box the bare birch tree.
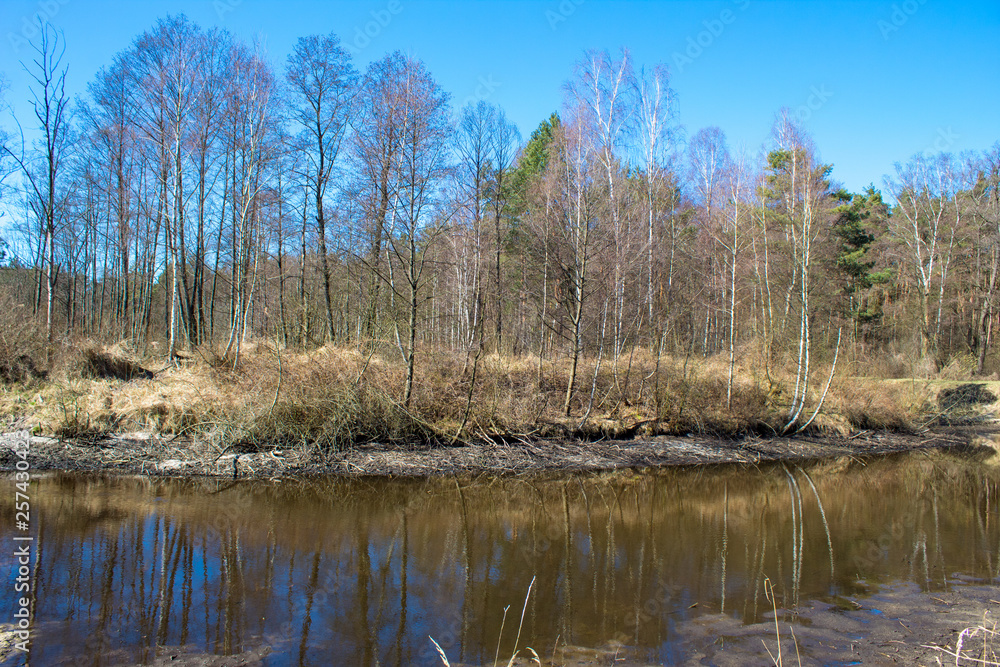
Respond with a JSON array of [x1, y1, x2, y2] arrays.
[[286, 32, 357, 343], [566, 48, 636, 361], [767, 112, 837, 431], [886, 152, 952, 361], [634, 64, 677, 336], [2, 23, 71, 364], [222, 43, 277, 366], [360, 53, 452, 407]]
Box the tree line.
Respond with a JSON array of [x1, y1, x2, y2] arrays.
[[1, 16, 999, 405]]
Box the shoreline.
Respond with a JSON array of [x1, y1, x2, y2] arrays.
[[1, 425, 994, 479]]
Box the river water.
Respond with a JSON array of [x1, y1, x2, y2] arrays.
[[2, 450, 999, 666]]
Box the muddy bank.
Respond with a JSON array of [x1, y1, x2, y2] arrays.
[[680, 578, 1000, 667], [0, 426, 994, 478]]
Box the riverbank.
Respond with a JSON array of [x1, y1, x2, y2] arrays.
[[2, 424, 996, 479], [3, 341, 1000, 478], [0, 342, 932, 449]]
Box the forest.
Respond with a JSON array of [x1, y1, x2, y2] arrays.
[[1, 15, 999, 443]]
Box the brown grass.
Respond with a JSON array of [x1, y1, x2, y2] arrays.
[[929, 615, 999, 665], [0, 335, 943, 450], [825, 376, 918, 431], [0, 292, 47, 387]]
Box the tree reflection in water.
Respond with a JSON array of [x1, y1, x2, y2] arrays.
[[3, 451, 999, 666]]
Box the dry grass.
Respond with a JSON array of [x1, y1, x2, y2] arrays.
[[0, 336, 946, 450], [928, 615, 999, 665], [0, 292, 47, 386], [826, 376, 919, 431], [73, 346, 154, 381]]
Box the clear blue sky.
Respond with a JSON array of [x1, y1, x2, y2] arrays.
[[1, 0, 998, 193]]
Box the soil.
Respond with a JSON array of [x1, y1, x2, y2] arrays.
[[677, 577, 1000, 667], [0, 426, 994, 480]]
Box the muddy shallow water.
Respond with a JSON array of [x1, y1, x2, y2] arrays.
[[2, 449, 1000, 666]]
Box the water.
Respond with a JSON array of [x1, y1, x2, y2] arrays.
[[2, 450, 999, 665]]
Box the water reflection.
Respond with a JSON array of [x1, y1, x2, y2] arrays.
[[2, 451, 999, 665]]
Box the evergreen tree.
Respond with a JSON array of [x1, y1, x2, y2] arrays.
[[833, 185, 892, 325]]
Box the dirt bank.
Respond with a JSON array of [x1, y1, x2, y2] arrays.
[[1, 425, 994, 479], [680, 578, 1000, 667]]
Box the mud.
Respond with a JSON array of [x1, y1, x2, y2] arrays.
[[0, 426, 991, 479]]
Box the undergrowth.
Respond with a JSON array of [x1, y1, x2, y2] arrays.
[[0, 335, 943, 452]]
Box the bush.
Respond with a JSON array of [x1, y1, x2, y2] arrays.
[[0, 290, 47, 385], [75, 347, 154, 381]]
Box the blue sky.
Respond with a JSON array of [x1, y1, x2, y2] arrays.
[[1, 0, 997, 193]]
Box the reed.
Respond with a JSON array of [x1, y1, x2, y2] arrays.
[[430, 576, 540, 667], [0, 340, 937, 448], [927, 614, 999, 666]]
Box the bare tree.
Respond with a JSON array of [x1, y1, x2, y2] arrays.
[[566, 48, 636, 360], [634, 64, 677, 334], [548, 111, 599, 416], [351, 52, 408, 343], [690, 130, 752, 409], [286, 32, 357, 344], [129, 16, 205, 360], [81, 53, 142, 339], [453, 102, 492, 354], [354, 52, 452, 407], [973, 146, 1000, 373], [222, 43, 278, 366], [2, 23, 71, 363], [766, 112, 837, 431], [721, 151, 753, 408], [688, 127, 730, 355], [186, 29, 232, 345], [453, 101, 521, 355], [486, 106, 520, 354], [886, 152, 953, 361]]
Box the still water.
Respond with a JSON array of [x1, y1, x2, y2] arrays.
[[2, 450, 999, 666]]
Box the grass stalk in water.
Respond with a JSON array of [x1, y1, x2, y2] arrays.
[[430, 576, 539, 667]]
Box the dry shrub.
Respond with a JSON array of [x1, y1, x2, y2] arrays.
[[482, 354, 549, 429], [442, 353, 549, 433], [191, 343, 233, 369], [858, 336, 931, 379], [651, 357, 772, 435], [73, 346, 154, 381], [863, 352, 910, 379], [0, 354, 46, 384], [937, 352, 977, 379], [826, 377, 917, 431], [938, 383, 998, 410], [219, 345, 433, 450], [0, 291, 47, 384]]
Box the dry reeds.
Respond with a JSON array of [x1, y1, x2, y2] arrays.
[[75, 347, 154, 381], [927, 614, 999, 666], [0, 340, 936, 451]]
